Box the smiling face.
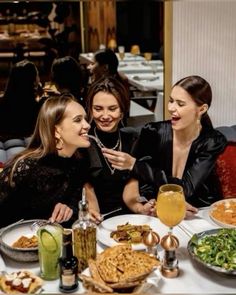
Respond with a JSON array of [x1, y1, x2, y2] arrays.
[[55, 101, 91, 157], [92, 91, 122, 132], [168, 85, 206, 131]]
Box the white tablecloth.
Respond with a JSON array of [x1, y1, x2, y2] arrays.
[[1, 211, 236, 294]]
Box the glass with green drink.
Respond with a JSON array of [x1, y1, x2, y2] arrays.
[[37, 223, 62, 280]]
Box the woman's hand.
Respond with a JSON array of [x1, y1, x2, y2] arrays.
[[89, 208, 103, 224], [185, 202, 198, 219], [102, 148, 136, 171], [137, 199, 156, 216], [50, 203, 73, 223]]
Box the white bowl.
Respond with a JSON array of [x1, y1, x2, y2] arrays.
[[0, 219, 45, 262]]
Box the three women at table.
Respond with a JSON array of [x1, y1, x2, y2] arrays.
[[0, 93, 91, 228], [121, 75, 227, 214], [84, 76, 153, 222]]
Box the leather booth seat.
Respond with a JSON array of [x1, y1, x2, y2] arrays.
[[0, 138, 30, 165], [216, 125, 236, 198]]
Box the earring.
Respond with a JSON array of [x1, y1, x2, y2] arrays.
[[56, 137, 64, 150]]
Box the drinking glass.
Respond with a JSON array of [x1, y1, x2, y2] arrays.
[[144, 52, 152, 64], [118, 45, 125, 61], [37, 223, 62, 280], [156, 184, 186, 277], [130, 45, 140, 60], [156, 184, 185, 232]]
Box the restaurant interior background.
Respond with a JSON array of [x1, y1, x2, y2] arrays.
[[0, 0, 163, 92], [1, 0, 235, 128]]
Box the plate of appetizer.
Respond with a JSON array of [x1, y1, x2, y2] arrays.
[[97, 214, 165, 250], [209, 198, 236, 228]]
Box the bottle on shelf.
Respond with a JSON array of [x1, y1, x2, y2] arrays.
[[59, 229, 78, 293], [72, 188, 97, 273]]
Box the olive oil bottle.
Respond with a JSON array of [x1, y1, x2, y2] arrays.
[[72, 189, 97, 273]]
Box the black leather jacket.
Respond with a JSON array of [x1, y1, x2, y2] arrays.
[[132, 121, 227, 207]]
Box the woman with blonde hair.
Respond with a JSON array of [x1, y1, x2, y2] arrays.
[[0, 93, 91, 227]]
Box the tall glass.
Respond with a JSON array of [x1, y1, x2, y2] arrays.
[[37, 223, 62, 280], [118, 46, 125, 61], [156, 184, 186, 277], [144, 52, 152, 64], [156, 184, 185, 231]]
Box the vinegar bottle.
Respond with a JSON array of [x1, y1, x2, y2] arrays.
[[59, 229, 78, 293]]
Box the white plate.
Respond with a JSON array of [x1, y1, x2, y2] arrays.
[[209, 198, 236, 228], [97, 214, 167, 250]]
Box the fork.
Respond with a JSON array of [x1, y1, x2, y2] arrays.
[[101, 207, 122, 219], [136, 196, 149, 203], [30, 220, 51, 232]]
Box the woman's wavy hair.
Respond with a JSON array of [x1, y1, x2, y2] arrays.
[[173, 75, 213, 128], [85, 76, 130, 123], [6, 93, 78, 184]]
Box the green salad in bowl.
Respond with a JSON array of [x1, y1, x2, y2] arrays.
[[188, 228, 236, 275]]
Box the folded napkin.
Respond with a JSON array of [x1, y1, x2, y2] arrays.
[[134, 269, 161, 294]]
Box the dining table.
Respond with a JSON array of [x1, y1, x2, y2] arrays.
[[0, 210, 236, 294], [126, 72, 163, 92]]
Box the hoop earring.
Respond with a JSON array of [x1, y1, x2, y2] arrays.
[[56, 137, 64, 150]]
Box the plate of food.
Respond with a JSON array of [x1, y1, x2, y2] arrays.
[[0, 219, 46, 262], [209, 198, 236, 228], [0, 270, 43, 294], [97, 214, 164, 250], [187, 228, 236, 276], [79, 244, 160, 293]]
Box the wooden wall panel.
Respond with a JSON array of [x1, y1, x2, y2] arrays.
[[86, 0, 116, 52]]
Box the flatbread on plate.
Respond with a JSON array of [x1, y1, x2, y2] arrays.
[[0, 270, 43, 294]]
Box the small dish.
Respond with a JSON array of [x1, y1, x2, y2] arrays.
[[209, 198, 236, 228]]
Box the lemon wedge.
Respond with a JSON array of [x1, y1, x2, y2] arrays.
[[40, 229, 58, 253]]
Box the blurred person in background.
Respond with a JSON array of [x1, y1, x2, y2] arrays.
[[50, 55, 87, 106], [0, 60, 43, 141]]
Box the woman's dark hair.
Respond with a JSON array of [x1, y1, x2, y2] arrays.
[[173, 75, 213, 128], [94, 48, 119, 75], [85, 76, 130, 123], [3, 59, 38, 103], [51, 56, 82, 100]]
